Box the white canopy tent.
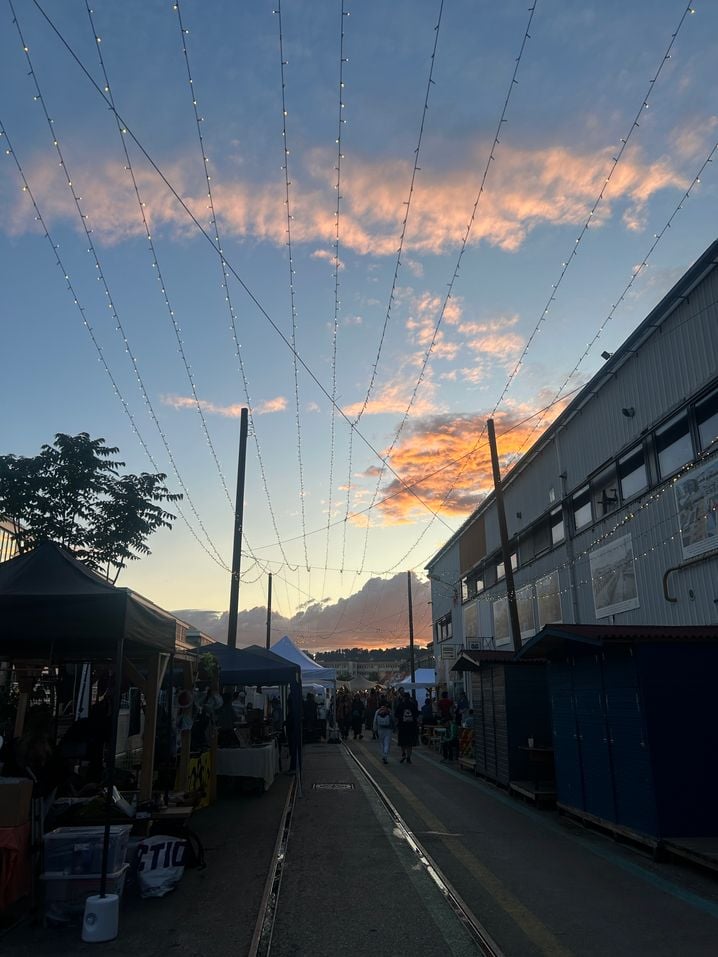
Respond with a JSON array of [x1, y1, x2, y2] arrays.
[[272, 636, 338, 735], [392, 668, 437, 707], [271, 635, 337, 684]]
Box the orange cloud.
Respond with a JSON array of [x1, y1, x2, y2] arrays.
[[3, 138, 688, 257], [362, 399, 570, 526]]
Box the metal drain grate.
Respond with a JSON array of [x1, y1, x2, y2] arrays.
[[312, 782, 355, 790]]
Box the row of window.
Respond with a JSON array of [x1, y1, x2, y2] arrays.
[[461, 383, 718, 602]]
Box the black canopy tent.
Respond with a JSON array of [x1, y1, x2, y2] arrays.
[[0, 541, 180, 897], [201, 641, 303, 776]]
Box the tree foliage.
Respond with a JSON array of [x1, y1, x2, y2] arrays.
[[0, 433, 181, 581]]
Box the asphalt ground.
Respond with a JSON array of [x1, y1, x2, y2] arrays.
[[4, 737, 718, 956]]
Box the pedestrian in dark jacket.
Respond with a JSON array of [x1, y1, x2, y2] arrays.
[[350, 694, 365, 740], [397, 694, 419, 764]]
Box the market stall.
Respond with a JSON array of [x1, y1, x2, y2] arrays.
[[0, 541, 188, 923], [200, 642, 302, 790], [271, 636, 337, 741]]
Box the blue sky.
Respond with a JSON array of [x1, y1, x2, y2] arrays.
[[1, 1, 716, 648]]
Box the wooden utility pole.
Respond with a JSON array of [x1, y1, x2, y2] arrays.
[[407, 571, 416, 695], [487, 418, 521, 653], [227, 408, 248, 648], [265, 573, 272, 650]]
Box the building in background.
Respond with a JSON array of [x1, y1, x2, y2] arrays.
[[427, 238, 718, 671]]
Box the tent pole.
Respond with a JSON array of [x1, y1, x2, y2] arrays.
[[100, 634, 125, 898]]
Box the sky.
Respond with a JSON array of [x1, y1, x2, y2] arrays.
[[1, 1, 717, 651]]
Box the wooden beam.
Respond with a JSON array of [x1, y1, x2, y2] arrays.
[[122, 657, 148, 697]]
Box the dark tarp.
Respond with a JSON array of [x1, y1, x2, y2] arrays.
[[201, 641, 301, 686], [201, 642, 303, 774], [0, 541, 177, 660]]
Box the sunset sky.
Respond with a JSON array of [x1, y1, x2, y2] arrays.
[[2, 1, 717, 650]]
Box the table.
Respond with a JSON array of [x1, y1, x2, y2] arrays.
[[215, 744, 279, 791], [518, 746, 555, 790]]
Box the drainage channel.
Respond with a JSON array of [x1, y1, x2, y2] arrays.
[[342, 744, 506, 957], [248, 774, 297, 957]]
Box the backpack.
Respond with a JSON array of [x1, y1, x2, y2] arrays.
[[402, 709, 414, 723]]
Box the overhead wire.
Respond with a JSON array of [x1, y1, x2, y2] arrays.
[[275, 0, 310, 572], [8, 0, 228, 570], [171, 0, 290, 575], [0, 119, 227, 572], [374, 0, 698, 576], [30, 0, 453, 536]]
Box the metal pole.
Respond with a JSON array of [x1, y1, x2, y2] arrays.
[[265, 572, 272, 650], [487, 418, 521, 654], [227, 408, 249, 648], [407, 571, 416, 697], [100, 634, 125, 898]]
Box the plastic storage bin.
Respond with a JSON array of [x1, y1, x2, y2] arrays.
[[43, 825, 131, 875], [41, 864, 129, 925]]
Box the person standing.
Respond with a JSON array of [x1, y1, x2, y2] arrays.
[[397, 695, 419, 764], [372, 701, 395, 764], [350, 693, 365, 740]]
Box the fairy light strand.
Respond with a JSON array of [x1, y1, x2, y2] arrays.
[[331, 0, 350, 579], [9, 1, 228, 570], [493, 1, 697, 418], [274, 0, 310, 571], [356, 0, 538, 574], [30, 0, 452, 536], [0, 120, 231, 573], [518, 139, 718, 452]]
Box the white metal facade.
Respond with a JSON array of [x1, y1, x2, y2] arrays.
[[427, 238, 718, 654]]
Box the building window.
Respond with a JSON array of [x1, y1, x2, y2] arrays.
[[591, 466, 619, 518], [462, 571, 484, 601], [656, 413, 693, 479], [550, 506, 565, 545], [696, 389, 718, 452], [435, 614, 452, 643], [618, 446, 648, 501], [496, 552, 517, 581], [572, 485, 592, 531]]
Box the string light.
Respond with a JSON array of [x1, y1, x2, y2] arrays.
[[275, 0, 310, 572], [493, 1, 697, 422], [9, 1, 229, 570], [0, 119, 227, 572]]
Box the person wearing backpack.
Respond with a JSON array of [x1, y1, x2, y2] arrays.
[[397, 691, 419, 764], [372, 701, 395, 764]]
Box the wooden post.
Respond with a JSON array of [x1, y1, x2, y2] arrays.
[[139, 653, 169, 801], [487, 418, 522, 654]]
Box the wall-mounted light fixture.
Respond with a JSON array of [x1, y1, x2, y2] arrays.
[[601, 350, 613, 360], [621, 406, 635, 418]]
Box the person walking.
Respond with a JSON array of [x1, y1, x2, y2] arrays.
[[350, 693, 365, 740], [372, 701, 395, 764], [397, 695, 419, 764]]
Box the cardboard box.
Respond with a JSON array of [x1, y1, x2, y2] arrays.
[[0, 777, 33, 826]]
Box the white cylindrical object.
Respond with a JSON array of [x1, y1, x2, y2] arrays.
[[81, 893, 120, 943]]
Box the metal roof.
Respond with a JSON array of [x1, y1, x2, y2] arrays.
[[518, 623, 718, 659]]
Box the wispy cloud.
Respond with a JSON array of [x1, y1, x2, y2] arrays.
[[3, 139, 688, 256], [161, 394, 286, 416]]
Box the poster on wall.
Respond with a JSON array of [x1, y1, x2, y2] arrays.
[[537, 570, 562, 628], [493, 597, 510, 647], [517, 584, 536, 641], [463, 599, 478, 644], [674, 455, 718, 559], [589, 533, 639, 618]]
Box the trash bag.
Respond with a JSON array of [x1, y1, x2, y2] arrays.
[[136, 835, 186, 898]]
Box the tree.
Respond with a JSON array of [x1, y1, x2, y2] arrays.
[[0, 432, 181, 582]]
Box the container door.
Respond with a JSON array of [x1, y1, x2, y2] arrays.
[[573, 655, 615, 822], [604, 649, 656, 836], [550, 660, 584, 810]]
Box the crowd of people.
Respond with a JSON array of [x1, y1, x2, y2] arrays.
[[332, 685, 474, 765]]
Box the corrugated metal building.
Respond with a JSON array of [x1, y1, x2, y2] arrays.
[[427, 238, 718, 658]]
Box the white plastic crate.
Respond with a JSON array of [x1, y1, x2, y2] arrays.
[[43, 825, 131, 875], [41, 864, 129, 925]]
